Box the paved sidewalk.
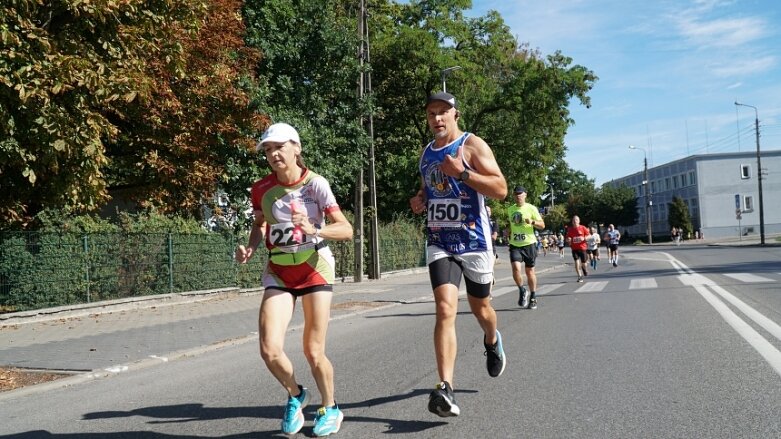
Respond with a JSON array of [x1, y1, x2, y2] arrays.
[[0, 252, 566, 397]]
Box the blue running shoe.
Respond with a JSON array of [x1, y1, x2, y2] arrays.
[[484, 330, 506, 377], [281, 385, 309, 435], [313, 405, 344, 436]]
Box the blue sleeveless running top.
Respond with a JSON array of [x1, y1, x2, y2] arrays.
[[419, 132, 491, 254]]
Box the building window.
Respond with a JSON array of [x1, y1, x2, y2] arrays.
[[665, 178, 671, 190], [744, 195, 754, 212], [688, 171, 696, 186], [673, 175, 679, 189], [651, 181, 656, 193], [741, 164, 751, 179]]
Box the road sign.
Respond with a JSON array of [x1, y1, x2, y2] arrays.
[[736, 208, 742, 220], [735, 194, 740, 210]]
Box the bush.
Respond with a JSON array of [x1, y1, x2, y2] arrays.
[[0, 210, 428, 312]]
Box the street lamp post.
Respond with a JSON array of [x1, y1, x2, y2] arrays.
[[549, 184, 555, 208], [734, 102, 765, 246], [629, 145, 653, 244], [441, 66, 461, 93]]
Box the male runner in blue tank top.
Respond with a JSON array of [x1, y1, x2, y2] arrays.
[[410, 92, 508, 418]]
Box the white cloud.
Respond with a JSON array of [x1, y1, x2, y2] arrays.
[[676, 16, 767, 48], [709, 55, 777, 77]]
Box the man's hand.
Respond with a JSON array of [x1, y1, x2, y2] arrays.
[[440, 147, 465, 178], [410, 190, 426, 215]]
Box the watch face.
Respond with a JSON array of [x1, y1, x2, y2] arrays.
[[461, 170, 469, 181]]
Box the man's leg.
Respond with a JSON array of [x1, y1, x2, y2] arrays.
[[429, 283, 461, 418], [526, 265, 539, 309], [467, 294, 497, 346], [433, 284, 459, 385], [526, 266, 537, 293], [511, 260, 524, 289], [573, 252, 582, 280], [466, 284, 505, 378]]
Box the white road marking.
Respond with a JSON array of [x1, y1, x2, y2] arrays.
[[629, 278, 657, 290], [693, 284, 781, 377], [575, 281, 608, 293], [708, 284, 781, 342], [537, 284, 566, 296], [723, 273, 775, 283], [660, 251, 781, 378]]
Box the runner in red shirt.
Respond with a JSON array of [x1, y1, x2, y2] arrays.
[[565, 215, 590, 282]]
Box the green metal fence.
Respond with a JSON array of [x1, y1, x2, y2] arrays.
[[0, 231, 425, 313]]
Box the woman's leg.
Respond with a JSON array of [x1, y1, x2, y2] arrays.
[[259, 289, 299, 395], [301, 290, 336, 407]]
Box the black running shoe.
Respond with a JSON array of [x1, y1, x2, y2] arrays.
[[518, 286, 529, 308], [428, 381, 460, 417], [484, 330, 506, 377]]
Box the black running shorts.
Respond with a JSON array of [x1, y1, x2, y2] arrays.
[[428, 257, 492, 299], [509, 244, 537, 267], [571, 249, 587, 263]]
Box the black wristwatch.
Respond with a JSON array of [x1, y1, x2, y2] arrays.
[[459, 169, 470, 182]]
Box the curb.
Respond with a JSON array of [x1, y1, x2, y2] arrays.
[[0, 287, 252, 327]]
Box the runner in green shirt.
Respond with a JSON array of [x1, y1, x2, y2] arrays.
[[507, 186, 545, 309]]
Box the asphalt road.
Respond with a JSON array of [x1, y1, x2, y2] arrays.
[[1, 244, 780, 438]]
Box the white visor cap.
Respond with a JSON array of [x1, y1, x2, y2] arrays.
[[256, 123, 300, 151]]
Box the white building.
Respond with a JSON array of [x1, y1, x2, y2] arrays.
[[610, 150, 781, 240]]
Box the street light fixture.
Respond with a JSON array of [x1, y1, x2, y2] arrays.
[[629, 145, 653, 244], [734, 101, 766, 246], [441, 66, 462, 93]]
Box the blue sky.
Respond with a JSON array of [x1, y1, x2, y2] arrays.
[[466, 0, 781, 185]]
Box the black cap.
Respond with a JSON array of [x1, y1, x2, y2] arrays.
[[426, 92, 458, 109], [514, 185, 527, 194]]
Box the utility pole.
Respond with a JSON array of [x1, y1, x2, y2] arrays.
[[360, 0, 380, 278], [643, 155, 652, 244], [441, 66, 461, 93], [354, 1, 365, 282], [629, 145, 652, 244], [549, 184, 555, 208], [735, 102, 765, 245]]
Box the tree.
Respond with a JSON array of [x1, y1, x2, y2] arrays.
[[668, 196, 693, 238], [104, 0, 266, 216], [593, 183, 639, 229], [368, 0, 597, 218], [543, 204, 569, 235], [242, 0, 366, 207], [0, 0, 209, 226]]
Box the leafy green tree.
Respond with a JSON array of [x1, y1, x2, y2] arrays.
[[594, 183, 639, 228], [242, 0, 366, 207], [543, 204, 568, 235], [668, 196, 693, 238], [369, 0, 597, 218], [0, 0, 208, 226]]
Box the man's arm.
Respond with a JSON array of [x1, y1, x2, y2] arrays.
[[439, 135, 507, 200]]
